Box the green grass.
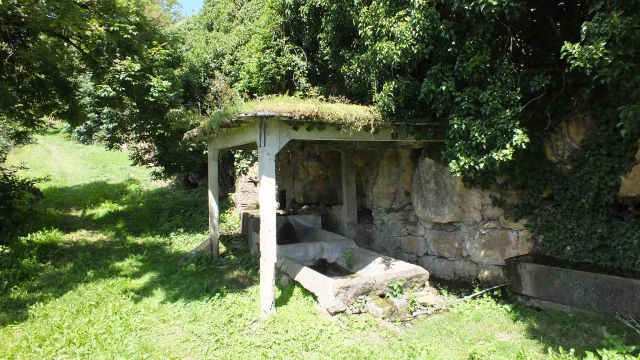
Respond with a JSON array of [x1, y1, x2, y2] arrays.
[[1, 130, 639, 359]]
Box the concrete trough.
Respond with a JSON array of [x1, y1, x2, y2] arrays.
[[506, 255, 640, 317], [278, 228, 430, 313]]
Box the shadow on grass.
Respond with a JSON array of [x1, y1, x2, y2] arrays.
[[426, 278, 640, 355], [0, 180, 259, 326], [508, 303, 640, 356], [36, 179, 210, 237], [3, 178, 639, 356]]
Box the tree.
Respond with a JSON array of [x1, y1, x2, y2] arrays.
[[0, 0, 187, 234]]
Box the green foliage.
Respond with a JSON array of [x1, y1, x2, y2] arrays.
[[548, 333, 639, 360], [386, 280, 405, 299], [344, 246, 354, 270], [2, 0, 639, 271], [0, 0, 206, 184], [512, 124, 640, 270], [497, 1, 640, 271], [234, 150, 258, 178], [590, 332, 639, 359], [0, 121, 44, 240], [280, 0, 579, 177], [220, 208, 241, 235], [177, 0, 309, 110], [0, 166, 44, 242], [347, 295, 368, 314], [407, 293, 419, 314]]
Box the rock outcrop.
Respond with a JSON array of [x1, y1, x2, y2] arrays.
[[411, 157, 482, 223], [619, 146, 640, 201]]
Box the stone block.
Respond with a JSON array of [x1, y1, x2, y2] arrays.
[[619, 147, 640, 201], [499, 216, 528, 230], [371, 149, 415, 210], [481, 190, 505, 220], [366, 297, 395, 318], [482, 221, 500, 229], [425, 229, 466, 259], [388, 249, 417, 263], [477, 265, 506, 284], [401, 235, 428, 256], [454, 259, 480, 281], [390, 298, 409, 316], [379, 236, 402, 252], [518, 231, 536, 255], [466, 229, 519, 265], [482, 205, 504, 220], [417, 292, 443, 307], [404, 205, 418, 223], [411, 156, 483, 223], [400, 223, 419, 237], [287, 151, 342, 205], [418, 255, 455, 280], [506, 255, 640, 317]]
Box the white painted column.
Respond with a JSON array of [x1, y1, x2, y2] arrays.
[[208, 147, 220, 256], [258, 121, 279, 316], [341, 151, 357, 239]]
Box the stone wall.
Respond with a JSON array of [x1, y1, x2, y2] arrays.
[[239, 147, 538, 284], [276, 151, 342, 206], [353, 152, 535, 284]]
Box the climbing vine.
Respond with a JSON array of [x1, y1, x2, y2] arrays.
[[497, 1, 640, 271]]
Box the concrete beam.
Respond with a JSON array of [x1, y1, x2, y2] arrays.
[[280, 126, 420, 142], [210, 123, 259, 151], [280, 140, 429, 153]]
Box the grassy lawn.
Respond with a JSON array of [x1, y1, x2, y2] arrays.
[[1, 130, 638, 359]]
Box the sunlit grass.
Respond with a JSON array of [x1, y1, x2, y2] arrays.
[[1, 130, 638, 359]]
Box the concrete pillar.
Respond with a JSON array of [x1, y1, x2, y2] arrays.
[[341, 151, 357, 239], [258, 121, 279, 316], [208, 147, 220, 256]]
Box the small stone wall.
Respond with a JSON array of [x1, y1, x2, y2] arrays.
[[358, 152, 535, 284], [237, 147, 538, 285]]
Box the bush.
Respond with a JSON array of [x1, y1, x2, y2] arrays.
[[0, 166, 44, 242]]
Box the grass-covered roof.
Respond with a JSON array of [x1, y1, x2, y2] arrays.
[[191, 96, 386, 140]]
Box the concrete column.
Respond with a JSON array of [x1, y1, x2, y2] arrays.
[[208, 147, 220, 256], [341, 151, 357, 239], [258, 121, 279, 316]]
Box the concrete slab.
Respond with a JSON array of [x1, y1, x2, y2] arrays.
[[277, 229, 430, 313]]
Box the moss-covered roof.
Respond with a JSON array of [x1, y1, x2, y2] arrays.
[[189, 96, 386, 141]]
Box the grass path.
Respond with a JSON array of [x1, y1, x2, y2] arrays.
[[1, 131, 638, 359], [7, 130, 154, 188]]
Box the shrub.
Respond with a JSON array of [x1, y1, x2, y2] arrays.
[[0, 166, 44, 242]]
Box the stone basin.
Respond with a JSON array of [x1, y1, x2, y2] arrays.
[[506, 255, 640, 317], [277, 228, 430, 313]]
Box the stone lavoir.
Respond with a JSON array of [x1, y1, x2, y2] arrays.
[[236, 147, 537, 285]]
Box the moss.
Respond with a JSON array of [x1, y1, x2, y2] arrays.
[[194, 95, 385, 140]]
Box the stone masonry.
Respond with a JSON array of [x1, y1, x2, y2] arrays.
[[240, 147, 538, 284]]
